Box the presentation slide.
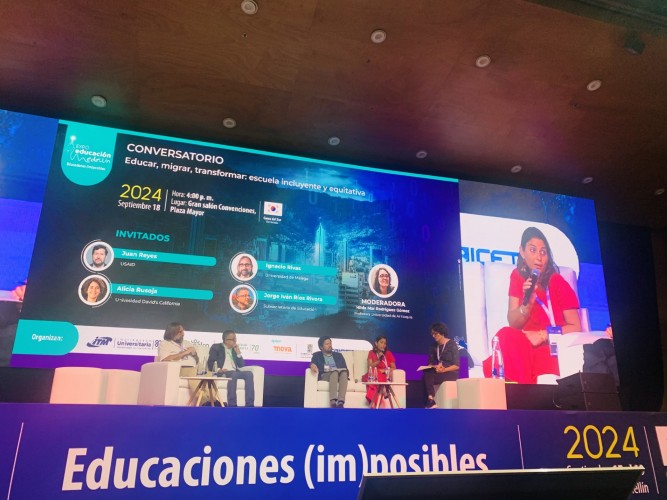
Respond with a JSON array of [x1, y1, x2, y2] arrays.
[[11, 120, 464, 369], [459, 180, 617, 384]]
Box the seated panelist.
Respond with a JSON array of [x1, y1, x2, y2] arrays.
[[207, 330, 255, 407], [157, 322, 203, 402], [310, 336, 348, 408], [364, 335, 396, 404]]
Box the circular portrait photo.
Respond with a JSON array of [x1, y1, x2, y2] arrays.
[[230, 252, 257, 282], [82, 240, 114, 272], [229, 285, 257, 314], [78, 275, 111, 307], [368, 264, 399, 298]]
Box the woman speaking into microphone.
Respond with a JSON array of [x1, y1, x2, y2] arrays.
[[364, 335, 396, 404], [483, 227, 582, 384]]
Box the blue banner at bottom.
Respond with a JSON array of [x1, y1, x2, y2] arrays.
[[1, 404, 666, 498]]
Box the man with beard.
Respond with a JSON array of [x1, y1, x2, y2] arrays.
[[236, 255, 254, 280], [89, 244, 109, 269]]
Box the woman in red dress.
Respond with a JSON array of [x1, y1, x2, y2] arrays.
[[364, 335, 396, 404], [483, 227, 582, 384]]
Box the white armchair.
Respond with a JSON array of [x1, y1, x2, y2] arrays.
[[138, 345, 264, 406], [50, 367, 141, 405], [304, 350, 406, 408]]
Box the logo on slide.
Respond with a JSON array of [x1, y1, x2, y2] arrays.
[[86, 337, 113, 348], [263, 201, 283, 216], [61, 122, 116, 186]]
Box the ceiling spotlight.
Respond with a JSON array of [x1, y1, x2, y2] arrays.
[[90, 95, 107, 108], [328, 136, 341, 146], [222, 117, 237, 129], [241, 0, 258, 15], [475, 55, 491, 68], [510, 165, 523, 174], [623, 31, 645, 55], [370, 29, 387, 44], [415, 150, 428, 159], [582, 176, 594, 184], [655, 188, 665, 196], [586, 80, 602, 92]]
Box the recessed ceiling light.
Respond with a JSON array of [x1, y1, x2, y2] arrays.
[[328, 136, 340, 146], [586, 80, 602, 92], [655, 188, 665, 196], [416, 150, 428, 159], [475, 55, 491, 68], [510, 165, 522, 173], [241, 0, 258, 15], [582, 176, 594, 184], [222, 117, 237, 129], [90, 95, 107, 108], [370, 29, 387, 44]]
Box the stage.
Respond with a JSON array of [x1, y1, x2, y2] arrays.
[[1, 403, 666, 499]]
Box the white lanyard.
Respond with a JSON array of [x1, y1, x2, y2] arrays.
[[436, 343, 445, 362], [535, 288, 555, 327]]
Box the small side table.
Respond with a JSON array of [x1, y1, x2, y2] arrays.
[[180, 376, 228, 407]]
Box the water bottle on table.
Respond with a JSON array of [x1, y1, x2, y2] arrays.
[[491, 336, 504, 380]]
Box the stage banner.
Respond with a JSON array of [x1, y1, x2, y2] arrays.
[[1, 405, 666, 498]]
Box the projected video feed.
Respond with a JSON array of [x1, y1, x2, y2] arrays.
[[459, 180, 617, 384], [11, 120, 464, 369]]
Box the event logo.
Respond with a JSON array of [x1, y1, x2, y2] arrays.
[[61, 122, 117, 186], [86, 336, 113, 348], [263, 201, 283, 216], [114, 338, 154, 350]]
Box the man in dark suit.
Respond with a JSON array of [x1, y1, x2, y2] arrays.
[[207, 330, 255, 407]]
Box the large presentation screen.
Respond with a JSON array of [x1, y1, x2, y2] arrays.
[[459, 180, 617, 384], [11, 119, 464, 370]]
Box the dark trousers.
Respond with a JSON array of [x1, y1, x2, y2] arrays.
[[422, 368, 458, 400], [223, 370, 255, 406]]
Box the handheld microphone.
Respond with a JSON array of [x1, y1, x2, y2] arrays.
[[522, 269, 541, 306]]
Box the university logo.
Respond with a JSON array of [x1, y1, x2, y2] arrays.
[[86, 336, 113, 348]]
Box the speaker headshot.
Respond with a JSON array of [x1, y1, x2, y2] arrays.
[[230, 285, 257, 314], [82, 241, 114, 271], [78, 275, 110, 306], [230, 253, 257, 282], [369, 264, 398, 298]]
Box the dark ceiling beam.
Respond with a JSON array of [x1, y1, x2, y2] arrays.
[[526, 0, 667, 34]]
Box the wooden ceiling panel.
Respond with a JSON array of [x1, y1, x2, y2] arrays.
[[0, 0, 665, 227]]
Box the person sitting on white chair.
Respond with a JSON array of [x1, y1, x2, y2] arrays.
[[207, 330, 254, 407], [309, 336, 349, 408]]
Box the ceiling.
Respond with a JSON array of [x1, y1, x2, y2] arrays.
[[1, 0, 666, 229]]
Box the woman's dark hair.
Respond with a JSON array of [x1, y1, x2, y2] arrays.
[[373, 335, 388, 352], [372, 267, 392, 294], [516, 226, 558, 286], [430, 322, 449, 338], [81, 277, 107, 302], [317, 336, 331, 350], [164, 322, 184, 341]]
